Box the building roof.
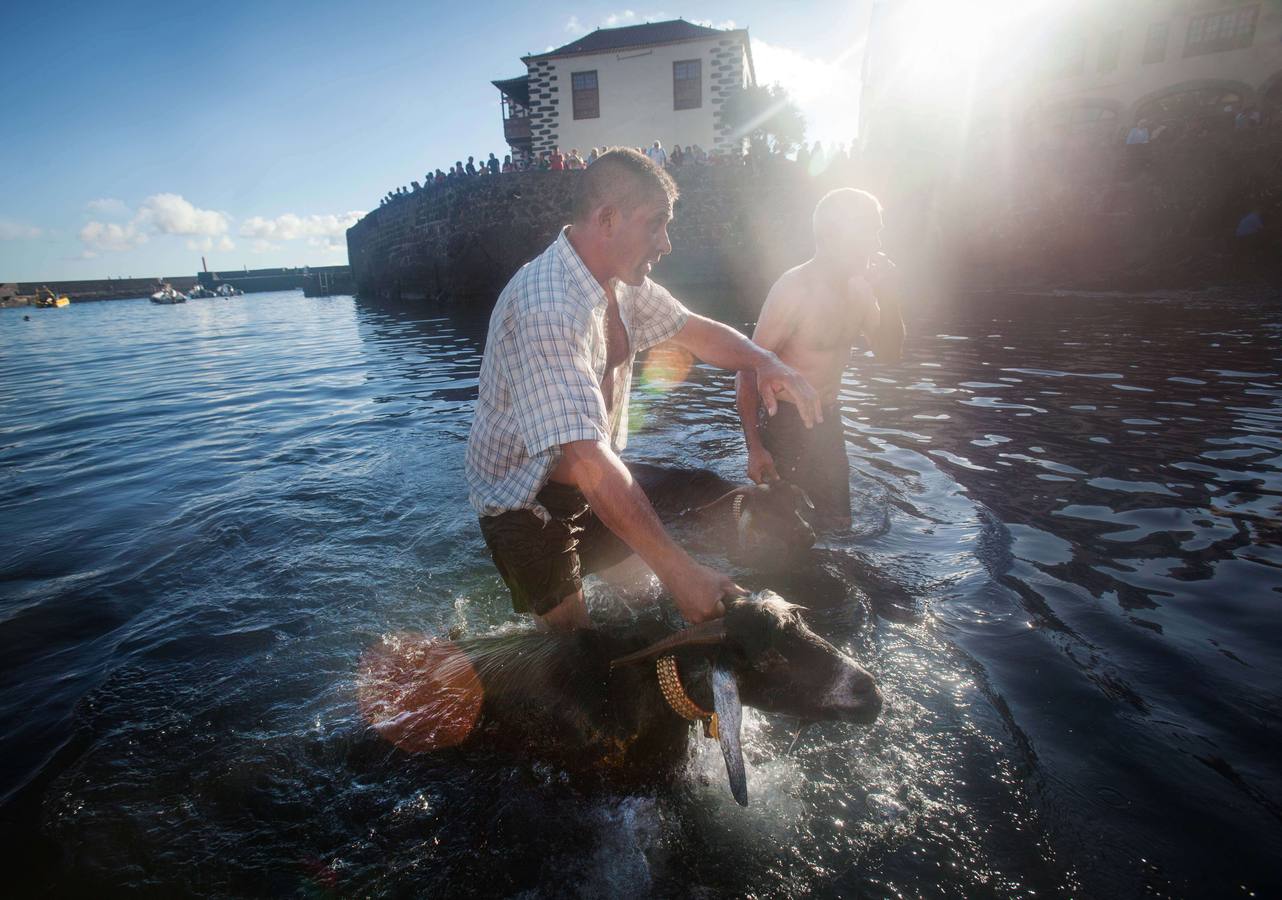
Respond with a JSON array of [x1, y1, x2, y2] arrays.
[[526, 19, 745, 61], [492, 76, 529, 106]]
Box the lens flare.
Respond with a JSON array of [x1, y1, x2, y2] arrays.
[[638, 343, 694, 391], [357, 632, 483, 752], [631, 343, 696, 435]]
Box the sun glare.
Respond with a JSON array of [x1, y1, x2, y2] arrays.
[[886, 0, 1076, 84]]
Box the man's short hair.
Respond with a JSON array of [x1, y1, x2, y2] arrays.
[[572, 147, 679, 221], [812, 188, 883, 238]]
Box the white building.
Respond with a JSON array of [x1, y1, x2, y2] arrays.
[[860, 0, 1282, 153], [493, 19, 756, 161]]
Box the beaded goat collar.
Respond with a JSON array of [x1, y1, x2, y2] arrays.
[[656, 655, 719, 740]]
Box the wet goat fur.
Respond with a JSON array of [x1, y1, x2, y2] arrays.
[[441, 594, 878, 780], [628, 461, 816, 558]]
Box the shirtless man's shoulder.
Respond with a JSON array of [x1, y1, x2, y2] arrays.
[[761, 261, 840, 321], [763, 263, 810, 308]]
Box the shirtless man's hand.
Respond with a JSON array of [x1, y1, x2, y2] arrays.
[[755, 353, 824, 426]]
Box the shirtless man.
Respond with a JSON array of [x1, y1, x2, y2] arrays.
[[736, 188, 905, 529]]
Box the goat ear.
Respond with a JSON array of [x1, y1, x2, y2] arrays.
[[711, 663, 747, 807]]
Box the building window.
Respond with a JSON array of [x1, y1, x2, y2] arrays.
[[1042, 32, 1086, 79], [1143, 22, 1169, 64], [673, 59, 702, 110], [1185, 5, 1258, 57], [1097, 30, 1122, 73], [572, 70, 599, 120]]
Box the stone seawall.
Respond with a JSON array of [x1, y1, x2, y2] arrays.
[[349, 127, 1282, 310], [346, 167, 840, 316]]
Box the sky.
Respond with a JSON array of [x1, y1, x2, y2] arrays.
[[0, 0, 870, 282]]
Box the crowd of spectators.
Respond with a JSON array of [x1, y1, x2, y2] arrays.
[[377, 138, 863, 207], [945, 105, 1282, 287]]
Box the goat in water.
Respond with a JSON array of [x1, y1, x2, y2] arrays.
[[629, 461, 817, 568], [359, 592, 881, 805]]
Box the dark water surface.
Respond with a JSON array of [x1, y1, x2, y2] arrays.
[[2, 289, 1279, 897]]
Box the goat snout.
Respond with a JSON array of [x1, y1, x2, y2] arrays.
[[825, 665, 883, 724]]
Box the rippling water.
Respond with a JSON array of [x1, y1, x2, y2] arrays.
[[2, 289, 1279, 897]]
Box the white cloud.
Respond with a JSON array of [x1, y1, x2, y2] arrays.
[[565, 15, 585, 35], [79, 220, 147, 253], [601, 9, 671, 27], [0, 220, 43, 240], [239, 210, 364, 242], [186, 235, 235, 253], [691, 17, 738, 30], [78, 192, 232, 255], [85, 197, 131, 219], [73, 194, 362, 259], [136, 193, 230, 237], [310, 235, 348, 251], [603, 9, 636, 26]]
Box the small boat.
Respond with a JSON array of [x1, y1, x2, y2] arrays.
[[187, 285, 216, 299], [33, 287, 70, 308], [150, 286, 188, 304], [214, 283, 243, 297]]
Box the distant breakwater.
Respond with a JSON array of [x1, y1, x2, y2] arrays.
[[4, 276, 200, 306], [4, 266, 353, 307], [345, 167, 836, 316]]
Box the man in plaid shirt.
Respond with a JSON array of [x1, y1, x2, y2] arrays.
[[466, 148, 821, 631]]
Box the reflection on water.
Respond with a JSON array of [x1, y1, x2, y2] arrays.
[[1, 289, 1279, 896]]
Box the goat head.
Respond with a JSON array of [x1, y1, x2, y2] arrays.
[[614, 591, 881, 805]]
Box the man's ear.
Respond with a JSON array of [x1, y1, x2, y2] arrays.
[[596, 204, 617, 234]]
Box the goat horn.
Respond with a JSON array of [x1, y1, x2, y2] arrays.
[[610, 619, 727, 668]]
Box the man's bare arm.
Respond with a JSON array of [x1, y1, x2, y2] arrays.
[[735, 278, 800, 482], [671, 311, 822, 426], [558, 439, 740, 623], [863, 263, 906, 363], [735, 371, 778, 483]]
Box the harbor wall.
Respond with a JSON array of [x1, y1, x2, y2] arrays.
[[348, 127, 1282, 311], [196, 265, 351, 294], [346, 168, 830, 317]]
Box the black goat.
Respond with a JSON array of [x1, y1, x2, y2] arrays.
[[359, 592, 881, 805], [629, 462, 817, 567]]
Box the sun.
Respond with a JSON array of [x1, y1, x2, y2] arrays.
[[873, 0, 1078, 89]]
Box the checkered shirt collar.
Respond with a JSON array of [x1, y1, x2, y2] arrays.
[[554, 226, 609, 316]]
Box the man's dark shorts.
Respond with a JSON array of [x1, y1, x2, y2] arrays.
[[479, 481, 634, 615], [760, 401, 850, 521]]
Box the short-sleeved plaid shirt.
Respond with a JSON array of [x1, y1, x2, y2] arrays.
[[466, 228, 690, 519]]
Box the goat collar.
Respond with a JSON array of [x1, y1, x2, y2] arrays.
[[656, 655, 719, 740], [733, 492, 752, 553]]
